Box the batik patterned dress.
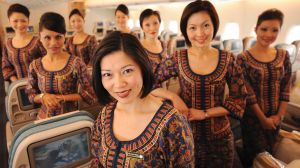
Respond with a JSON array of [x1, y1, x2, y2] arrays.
[[165, 49, 247, 168], [65, 35, 97, 65], [90, 102, 195, 168], [237, 48, 292, 165], [26, 55, 96, 119], [144, 41, 177, 89], [2, 36, 45, 81]]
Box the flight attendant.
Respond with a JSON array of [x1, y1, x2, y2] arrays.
[[65, 9, 97, 66], [2, 3, 45, 82], [151, 1, 247, 167], [26, 12, 95, 119], [115, 4, 131, 33], [90, 31, 194, 167], [139, 9, 176, 88], [237, 9, 291, 166]]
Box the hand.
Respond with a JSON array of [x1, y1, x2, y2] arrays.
[[188, 108, 206, 121], [42, 94, 61, 109], [10, 76, 17, 82], [170, 94, 189, 117], [270, 115, 281, 126], [261, 117, 276, 130]]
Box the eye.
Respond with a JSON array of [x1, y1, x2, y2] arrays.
[[204, 23, 210, 28], [189, 26, 196, 31], [145, 23, 150, 27], [44, 36, 51, 40], [55, 35, 63, 40], [123, 68, 134, 75], [101, 72, 111, 78], [272, 28, 279, 32], [260, 28, 267, 32]]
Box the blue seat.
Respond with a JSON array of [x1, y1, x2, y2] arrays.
[[9, 111, 95, 168]]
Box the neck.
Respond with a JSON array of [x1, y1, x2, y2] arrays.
[[119, 26, 130, 33], [47, 51, 65, 61], [145, 37, 158, 43], [189, 46, 212, 58], [14, 32, 29, 39], [75, 31, 85, 36], [252, 43, 270, 52], [116, 95, 151, 114]]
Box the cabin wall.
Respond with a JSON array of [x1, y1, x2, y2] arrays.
[[1, 0, 300, 43]]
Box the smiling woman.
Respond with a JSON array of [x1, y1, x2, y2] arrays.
[[26, 12, 96, 119], [90, 31, 194, 167], [1, 3, 45, 82]]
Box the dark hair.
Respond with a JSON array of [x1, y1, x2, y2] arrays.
[[92, 31, 154, 105], [115, 4, 129, 16], [7, 3, 30, 18], [69, 8, 84, 19], [39, 12, 66, 34], [256, 8, 284, 29], [139, 9, 161, 28], [180, 0, 219, 47]]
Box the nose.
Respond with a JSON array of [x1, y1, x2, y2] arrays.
[[114, 74, 126, 88], [49, 38, 59, 46], [196, 27, 204, 36]]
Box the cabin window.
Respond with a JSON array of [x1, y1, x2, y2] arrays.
[[286, 25, 300, 43], [222, 22, 240, 40], [128, 19, 134, 29], [168, 20, 178, 34]]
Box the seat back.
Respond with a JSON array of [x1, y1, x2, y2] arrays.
[[9, 111, 95, 168], [275, 43, 297, 64], [6, 79, 40, 134], [242, 36, 256, 50], [223, 39, 243, 56]]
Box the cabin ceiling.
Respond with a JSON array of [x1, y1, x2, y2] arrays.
[[2, 0, 191, 8]]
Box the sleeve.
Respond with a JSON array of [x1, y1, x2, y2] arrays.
[[223, 53, 247, 119], [88, 36, 98, 65], [75, 58, 96, 105], [163, 112, 195, 167], [279, 50, 292, 101], [154, 50, 179, 86], [90, 108, 105, 168], [236, 54, 258, 105], [29, 38, 46, 61], [2, 43, 16, 81], [26, 61, 40, 103]]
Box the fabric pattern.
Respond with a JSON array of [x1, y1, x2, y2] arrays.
[[26, 55, 96, 119], [90, 102, 195, 168], [2, 36, 46, 80], [65, 35, 97, 65], [237, 48, 292, 165]]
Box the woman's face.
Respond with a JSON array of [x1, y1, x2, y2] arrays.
[[142, 14, 160, 39], [186, 11, 214, 48], [9, 12, 29, 34], [40, 28, 65, 55], [115, 10, 129, 29], [69, 14, 84, 33], [101, 51, 143, 104], [255, 19, 281, 47]]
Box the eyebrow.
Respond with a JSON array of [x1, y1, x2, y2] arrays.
[[101, 64, 135, 71], [188, 19, 210, 26]]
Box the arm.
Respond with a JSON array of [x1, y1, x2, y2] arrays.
[[90, 108, 105, 168], [151, 88, 189, 116], [2, 43, 17, 81], [271, 51, 292, 125], [224, 53, 247, 119], [88, 36, 97, 66], [76, 58, 96, 105], [164, 112, 194, 167]]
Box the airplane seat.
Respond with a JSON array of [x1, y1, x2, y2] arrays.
[[223, 39, 243, 57], [211, 40, 224, 50], [8, 111, 95, 168], [281, 102, 300, 132], [168, 36, 187, 55], [275, 43, 297, 65], [292, 40, 300, 72], [5, 80, 10, 94], [166, 34, 178, 55], [242, 36, 256, 50], [5, 79, 40, 135], [131, 27, 144, 40]]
